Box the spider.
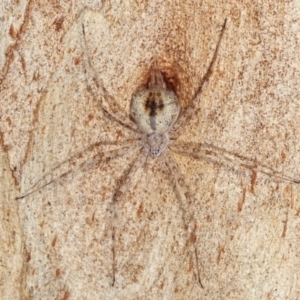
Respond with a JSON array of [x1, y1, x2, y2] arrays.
[[17, 17, 299, 288]]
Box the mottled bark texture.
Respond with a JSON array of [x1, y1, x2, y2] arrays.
[[1, 1, 300, 299]]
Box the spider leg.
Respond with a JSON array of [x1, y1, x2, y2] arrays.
[[171, 141, 300, 187], [162, 152, 204, 288], [110, 151, 146, 286], [170, 18, 227, 138], [16, 139, 141, 200], [81, 23, 138, 133]]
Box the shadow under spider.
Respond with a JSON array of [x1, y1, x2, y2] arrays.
[[17, 18, 300, 288]]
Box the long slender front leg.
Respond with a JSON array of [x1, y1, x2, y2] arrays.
[[81, 23, 138, 133], [110, 152, 147, 286], [171, 141, 300, 187], [170, 18, 227, 138], [17, 140, 140, 200], [162, 153, 204, 288]]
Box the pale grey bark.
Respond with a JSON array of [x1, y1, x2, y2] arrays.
[[1, 1, 300, 299]]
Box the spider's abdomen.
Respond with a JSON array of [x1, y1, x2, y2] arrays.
[[131, 86, 180, 135]]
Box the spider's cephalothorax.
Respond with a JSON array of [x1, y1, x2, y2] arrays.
[[130, 66, 180, 157]]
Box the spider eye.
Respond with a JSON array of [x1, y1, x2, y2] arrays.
[[151, 149, 160, 156]]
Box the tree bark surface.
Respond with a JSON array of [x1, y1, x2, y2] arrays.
[[1, 1, 300, 299]]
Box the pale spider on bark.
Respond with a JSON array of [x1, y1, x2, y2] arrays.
[[17, 18, 300, 287]]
